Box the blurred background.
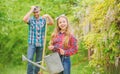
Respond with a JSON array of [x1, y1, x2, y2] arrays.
[[0, 0, 120, 74]]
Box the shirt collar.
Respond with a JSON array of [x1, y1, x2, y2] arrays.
[[32, 16, 42, 20], [59, 32, 65, 35]]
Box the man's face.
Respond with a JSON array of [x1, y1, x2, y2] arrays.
[[33, 11, 40, 18]]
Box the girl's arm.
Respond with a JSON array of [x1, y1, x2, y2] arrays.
[[48, 35, 78, 56], [48, 45, 59, 52], [64, 35, 78, 56]]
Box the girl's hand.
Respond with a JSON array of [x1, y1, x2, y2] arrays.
[[48, 45, 54, 50], [59, 48, 65, 55]]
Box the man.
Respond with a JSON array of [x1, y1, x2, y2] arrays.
[[23, 6, 54, 74]]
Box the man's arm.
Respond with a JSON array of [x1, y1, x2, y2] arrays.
[[42, 14, 54, 25], [23, 6, 35, 23]]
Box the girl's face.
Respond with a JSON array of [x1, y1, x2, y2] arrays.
[[58, 17, 68, 31]]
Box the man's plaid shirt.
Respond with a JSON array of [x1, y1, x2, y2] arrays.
[[27, 16, 46, 47]]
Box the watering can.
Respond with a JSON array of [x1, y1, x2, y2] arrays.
[[22, 52, 64, 74]]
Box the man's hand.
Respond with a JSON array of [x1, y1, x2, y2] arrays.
[[42, 14, 54, 25], [42, 14, 49, 19], [30, 6, 36, 12]]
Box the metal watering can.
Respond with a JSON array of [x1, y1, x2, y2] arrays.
[[22, 52, 64, 74]]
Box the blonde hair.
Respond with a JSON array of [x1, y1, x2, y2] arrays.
[[49, 16, 71, 48]]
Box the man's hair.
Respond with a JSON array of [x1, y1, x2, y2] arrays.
[[33, 6, 41, 12]]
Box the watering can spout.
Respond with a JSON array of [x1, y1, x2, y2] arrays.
[[22, 55, 47, 71]]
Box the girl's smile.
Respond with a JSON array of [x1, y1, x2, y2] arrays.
[[58, 17, 68, 31]]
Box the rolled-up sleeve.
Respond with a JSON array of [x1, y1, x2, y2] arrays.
[[27, 18, 32, 25], [52, 44, 60, 53]]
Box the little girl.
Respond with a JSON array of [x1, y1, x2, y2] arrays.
[[48, 15, 78, 74]]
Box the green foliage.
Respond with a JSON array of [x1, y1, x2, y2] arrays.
[[0, 0, 79, 70], [0, 0, 120, 74], [71, 0, 120, 73]]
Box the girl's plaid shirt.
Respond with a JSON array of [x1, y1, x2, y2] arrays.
[[52, 32, 78, 56]]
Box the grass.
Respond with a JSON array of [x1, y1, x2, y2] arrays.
[[0, 55, 119, 74], [0, 50, 94, 74], [0, 63, 86, 74], [0, 49, 94, 74], [0, 64, 26, 74], [0, 58, 94, 74]]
